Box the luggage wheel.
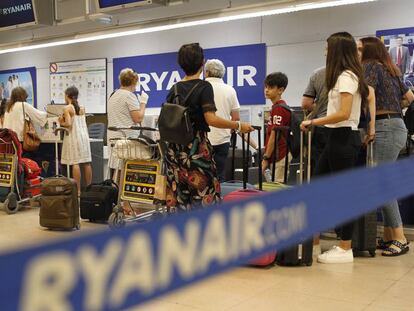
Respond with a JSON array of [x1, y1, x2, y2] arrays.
[[108, 212, 125, 229], [4, 193, 18, 214], [75, 224, 81, 230], [369, 250, 376, 257]]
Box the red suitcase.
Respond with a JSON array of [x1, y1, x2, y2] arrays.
[[223, 126, 277, 267]]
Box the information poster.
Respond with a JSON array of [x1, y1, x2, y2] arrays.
[[49, 58, 107, 114], [377, 27, 414, 74], [0, 66, 37, 107]]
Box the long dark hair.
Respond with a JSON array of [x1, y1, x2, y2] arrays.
[[360, 36, 401, 77], [65, 86, 80, 115], [0, 98, 7, 118], [326, 32, 369, 107], [7, 87, 28, 112]]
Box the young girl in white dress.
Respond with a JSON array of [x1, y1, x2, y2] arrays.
[[59, 86, 92, 194]]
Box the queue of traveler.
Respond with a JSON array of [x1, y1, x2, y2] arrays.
[[0, 86, 93, 195], [0, 31, 406, 264], [105, 34, 414, 264]]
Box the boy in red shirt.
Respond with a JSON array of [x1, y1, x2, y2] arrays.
[[262, 72, 291, 182]]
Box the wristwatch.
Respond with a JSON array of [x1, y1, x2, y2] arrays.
[[263, 155, 270, 161]]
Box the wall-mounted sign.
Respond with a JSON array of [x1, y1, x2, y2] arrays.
[[49, 59, 107, 114], [377, 27, 414, 74], [0, 67, 37, 107], [113, 44, 266, 107], [96, 0, 165, 11], [0, 0, 36, 29]]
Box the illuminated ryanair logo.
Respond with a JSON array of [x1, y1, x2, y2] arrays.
[[1, 3, 32, 15]]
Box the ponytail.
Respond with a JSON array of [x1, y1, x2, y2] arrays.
[[64, 86, 81, 115]]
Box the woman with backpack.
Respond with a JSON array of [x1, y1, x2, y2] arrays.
[[358, 37, 414, 256], [58, 86, 92, 195], [301, 32, 371, 264], [163, 43, 254, 213]]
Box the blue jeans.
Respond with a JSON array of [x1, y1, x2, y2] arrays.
[[374, 117, 407, 228]]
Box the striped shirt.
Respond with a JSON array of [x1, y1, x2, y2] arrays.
[[107, 89, 141, 142]]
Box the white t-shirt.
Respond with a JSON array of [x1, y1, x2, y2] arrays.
[[206, 77, 240, 146], [326, 70, 361, 130], [3, 101, 47, 141]]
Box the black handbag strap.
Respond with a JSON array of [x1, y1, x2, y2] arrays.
[[173, 82, 201, 107]]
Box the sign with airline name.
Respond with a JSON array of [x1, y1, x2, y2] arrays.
[[113, 44, 266, 107], [98, 0, 149, 9], [0, 0, 36, 29]]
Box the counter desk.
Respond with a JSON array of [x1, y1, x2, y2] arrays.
[[24, 138, 104, 187]]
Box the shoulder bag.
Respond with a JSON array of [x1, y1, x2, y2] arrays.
[[22, 102, 41, 151]]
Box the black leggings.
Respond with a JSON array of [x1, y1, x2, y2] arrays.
[[317, 127, 362, 241]]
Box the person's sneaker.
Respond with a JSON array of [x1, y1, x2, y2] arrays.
[[317, 245, 354, 264]]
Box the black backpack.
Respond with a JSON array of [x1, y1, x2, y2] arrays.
[[158, 82, 200, 145], [404, 102, 414, 135], [278, 103, 301, 158]]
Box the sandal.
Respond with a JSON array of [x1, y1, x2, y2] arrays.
[[377, 238, 391, 250], [382, 240, 409, 257]]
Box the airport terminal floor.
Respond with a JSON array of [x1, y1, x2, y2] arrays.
[[1, 207, 413, 311]]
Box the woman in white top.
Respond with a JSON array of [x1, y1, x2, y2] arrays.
[[3, 87, 47, 141], [59, 86, 92, 195], [107, 68, 148, 174], [301, 32, 373, 264]]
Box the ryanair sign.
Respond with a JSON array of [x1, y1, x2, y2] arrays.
[[1, 157, 414, 310], [113, 44, 266, 107], [0, 0, 36, 29]]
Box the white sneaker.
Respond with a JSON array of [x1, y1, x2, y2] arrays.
[[317, 246, 354, 264]]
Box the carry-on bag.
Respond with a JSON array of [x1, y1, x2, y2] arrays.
[[80, 180, 118, 222], [276, 130, 313, 266], [352, 142, 377, 257], [39, 128, 80, 230], [224, 126, 277, 267], [221, 131, 256, 197]]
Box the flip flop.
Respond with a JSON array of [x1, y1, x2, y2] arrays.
[[382, 240, 409, 257]]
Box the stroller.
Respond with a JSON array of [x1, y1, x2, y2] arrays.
[[0, 129, 42, 214]]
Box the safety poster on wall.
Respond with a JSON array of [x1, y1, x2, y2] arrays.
[[49, 58, 107, 114]]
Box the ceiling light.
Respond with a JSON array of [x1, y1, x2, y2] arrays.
[[0, 0, 377, 55]]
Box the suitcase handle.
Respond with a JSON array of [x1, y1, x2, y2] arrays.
[[231, 126, 263, 190]]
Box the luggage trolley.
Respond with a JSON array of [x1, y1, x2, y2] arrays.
[[107, 126, 166, 227], [0, 132, 41, 214]]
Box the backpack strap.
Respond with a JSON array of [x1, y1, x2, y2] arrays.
[[172, 81, 201, 106]]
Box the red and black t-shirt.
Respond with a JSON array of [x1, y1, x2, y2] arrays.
[[265, 100, 291, 162]]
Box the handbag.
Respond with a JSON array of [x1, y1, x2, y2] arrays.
[[22, 102, 41, 152], [158, 82, 200, 145]]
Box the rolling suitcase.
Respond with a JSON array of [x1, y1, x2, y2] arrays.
[[352, 142, 377, 257], [276, 130, 313, 266], [80, 180, 118, 222], [221, 131, 256, 197], [39, 128, 80, 230], [224, 126, 277, 267]]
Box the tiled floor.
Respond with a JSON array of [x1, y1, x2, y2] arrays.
[[1, 207, 413, 311]]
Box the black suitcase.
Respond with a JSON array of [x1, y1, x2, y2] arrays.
[[352, 142, 377, 257], [276, 130, 313, 266], [80, 180, 118, 222]]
